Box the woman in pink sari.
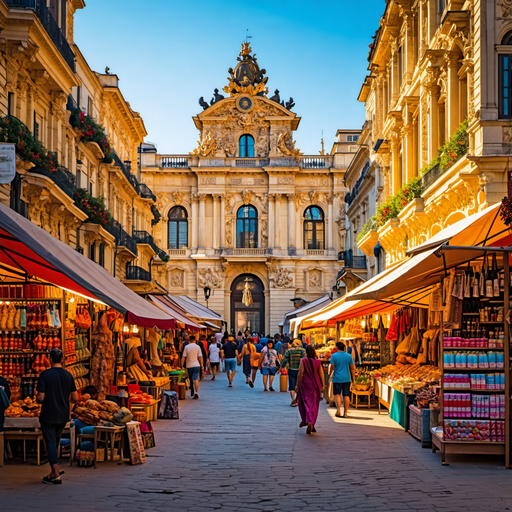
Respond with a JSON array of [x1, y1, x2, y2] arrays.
[[295, 345, 325, 434]]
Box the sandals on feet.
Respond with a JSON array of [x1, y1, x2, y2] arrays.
[[42, 475, 62, 485], [335, 412, 342, 418]]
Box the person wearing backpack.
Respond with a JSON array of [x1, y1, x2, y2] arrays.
[[0, 374, 11, 433]]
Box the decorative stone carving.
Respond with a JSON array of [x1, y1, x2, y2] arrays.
[[173, 191, 184, 205], [276, 131, 302, 156], [309, 191, 319, 205], [198, 267, 223, 289], [277, 177, 294, 185], [242, 190, 253, 205], [255, 136, 269, 157], [200, 176, 216, 185], [309, 270, 321, 289], [261, 218, 268, 248], [503, 127, 512, 145], [255, 193, 268, 213], [268, 266, 294, 289], [500, 0, 512, 18], [225, 218, 233, 247], [324, 193, 333, 205], [190, 131, 218, 157], [170, 269, 184, 288]]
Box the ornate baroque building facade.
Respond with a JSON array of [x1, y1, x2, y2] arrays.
[[351, 0, 512, 269], [0, 0, 163, 289], [141, 44, 357, 333]]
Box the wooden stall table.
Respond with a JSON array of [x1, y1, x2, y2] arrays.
[[3, 430, 44, 465], [131, 399, 160, 422], [431, 427, 505, 466], [351, 387, 374, 409], [94, 425, 125, 469], [2, 417, 44, 466]]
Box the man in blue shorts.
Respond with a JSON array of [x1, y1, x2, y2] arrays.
[[181, 336, 203, 399], [329, 341, 356, 418], [221, 335, 239, 388]]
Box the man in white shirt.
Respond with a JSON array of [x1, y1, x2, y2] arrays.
[[181, 336, 203, 400]]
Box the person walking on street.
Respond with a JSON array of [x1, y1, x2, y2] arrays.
[[296, 345, 325, 434], [239, 337, 255, 386], [279, 339, 306, 406], [181, 336, 203, 399], [208, 337, 221, 380], [221, 335, 239, 387], [329, 341, 356, 418], [258, 339, 279, 391], [274, 334, 282, 355], [254, 337, 263, 353], [198, 335, 208, 379], [36, 348, 78, 484], [281, 333, 291, 354]]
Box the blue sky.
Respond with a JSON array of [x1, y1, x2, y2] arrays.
[[74, 1, 385, 155]]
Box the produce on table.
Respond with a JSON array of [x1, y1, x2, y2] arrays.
[[5, 396, 41, 417], [372, 364, 441, 388]]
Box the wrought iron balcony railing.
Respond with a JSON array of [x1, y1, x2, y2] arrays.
[[113, 151, 140, 195], [132, 230, 168, 260], [338, 249, 367, 269], [104, 219, 138, 256], [5, 0, 76, 72], [31, 164, 76, 199], [125, 265, 151, 282]]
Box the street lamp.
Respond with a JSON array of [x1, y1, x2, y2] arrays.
[[203, 286, 211, 308]]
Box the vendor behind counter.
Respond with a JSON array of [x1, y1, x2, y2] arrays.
[[123, 334, 151, 381]]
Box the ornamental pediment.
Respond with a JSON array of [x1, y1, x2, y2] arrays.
[[199, 96, 294, 119]]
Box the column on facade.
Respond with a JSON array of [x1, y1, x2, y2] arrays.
[[404, 12, 414, 84], [220, 194, 226, 248], [268, 194, 275, 248], [327, 195, 334, 251], [390, 132, 401, 194], [419, 0, 428, 55], [191, 194, 198, 249], [287, 194, 295, 250], [404, 112, 414, 182], [447, 52, 460, 137], [212, 194, 219, 249], [427, 85, 440, 162], [390, 40, 399, 104], [198, 194, 206, 249], [274, 194, 281, 249]]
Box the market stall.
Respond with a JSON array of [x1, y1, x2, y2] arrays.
[[0, 203, 179, 465]]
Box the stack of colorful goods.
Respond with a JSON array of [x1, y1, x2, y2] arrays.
[[5, 396, 41, 417]]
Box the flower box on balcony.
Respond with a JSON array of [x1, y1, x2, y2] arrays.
[[398, 198, 425, 221], [357, 229, 379, 257]]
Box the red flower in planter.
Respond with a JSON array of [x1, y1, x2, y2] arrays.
[[402, 199, 408, 206]]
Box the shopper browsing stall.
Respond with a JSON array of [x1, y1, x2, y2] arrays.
[[329, 342, 356, 418], [36, 348, 78, 485]]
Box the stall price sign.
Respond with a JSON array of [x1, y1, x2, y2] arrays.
[[0, 143, 16, 184]]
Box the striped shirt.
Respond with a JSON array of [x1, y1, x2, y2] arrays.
[[281, 347, 306, 371]]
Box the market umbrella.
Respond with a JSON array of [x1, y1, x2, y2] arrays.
[[349, 203, 511, 303], [0, 202, 175, 329]]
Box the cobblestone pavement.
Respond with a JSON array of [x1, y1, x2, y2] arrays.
[[1, 370, 511, 511]]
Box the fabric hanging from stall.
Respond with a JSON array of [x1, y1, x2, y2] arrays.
[[91, 311, 114, 401]]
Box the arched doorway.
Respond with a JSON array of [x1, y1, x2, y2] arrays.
[[231, 274, 265, 334]]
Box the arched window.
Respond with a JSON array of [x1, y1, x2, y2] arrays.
[[499, 31, 512, 118], [239, 134, 255, 158], [236, 205, 258, 248], [168, 206, 188, 249], [304, 206, 325, 250]]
